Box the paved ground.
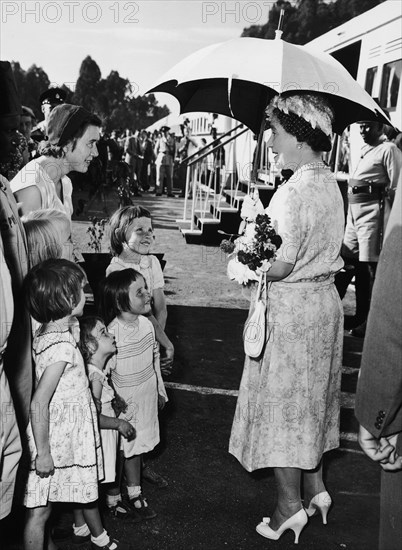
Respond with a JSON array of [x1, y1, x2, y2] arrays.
[[2, 188, 381, 550]]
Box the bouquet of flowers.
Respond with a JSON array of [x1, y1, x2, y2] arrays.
[[221, 212, 282, 285]]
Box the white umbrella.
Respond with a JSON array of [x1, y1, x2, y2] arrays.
[[148, 37, 391, 134]]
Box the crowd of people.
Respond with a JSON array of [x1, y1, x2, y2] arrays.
[[9, 84, 214, 207], [1, 55, 402, 550]]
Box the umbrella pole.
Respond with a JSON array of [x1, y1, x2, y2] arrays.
[[250, 105, 269, 191]]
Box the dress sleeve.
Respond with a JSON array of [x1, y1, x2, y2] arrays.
[[267, 185, 302, 265], [105, 259, 125, 277], [150, 255, 164, 289], [88, 368, 104, 384], [36, 333, 76, 370]]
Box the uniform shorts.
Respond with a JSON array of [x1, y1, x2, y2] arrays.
[[342, 200, 381, 262]]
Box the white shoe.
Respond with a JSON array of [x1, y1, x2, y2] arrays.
[[256, 508, 308, 544], [305, 491, 332, 525]]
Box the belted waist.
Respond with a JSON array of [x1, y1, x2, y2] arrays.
[[348, 178, 385, 195]]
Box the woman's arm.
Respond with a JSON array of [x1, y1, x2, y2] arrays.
[[266, 259, 294, 281], [14, 186, 42, 215], [152, 288, 167, 330], [30, 361, 67, 477]]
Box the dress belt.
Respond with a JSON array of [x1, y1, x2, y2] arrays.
[[273, 277, 335, 289]]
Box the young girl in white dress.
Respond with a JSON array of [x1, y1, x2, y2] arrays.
[[23, 259, 103, 550], [99, 268, 168, 521], [106, 205, 173, 374], [71, 316, 136, 544]]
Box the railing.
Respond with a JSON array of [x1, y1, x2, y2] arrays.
[[177, 124, 249, 230]]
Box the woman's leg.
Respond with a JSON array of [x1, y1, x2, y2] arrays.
[[302, 459, 326, 504], [24, 503, 52, 549], [269, 467, 302, 531]]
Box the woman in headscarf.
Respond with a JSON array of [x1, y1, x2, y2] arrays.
[[11, 103, 101, 218], [229, 92, 344, 543]]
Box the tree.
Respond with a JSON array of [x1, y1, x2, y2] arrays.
[[242, 0, 386, 45], [73, 55, 102, 112], [10, 56, 169, 133], [11, 62, 51, 119]]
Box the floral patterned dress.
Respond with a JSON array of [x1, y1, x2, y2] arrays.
[[229, 163, 345, 470], [24, 327, 103, 507]]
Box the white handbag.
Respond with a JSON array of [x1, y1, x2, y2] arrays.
[[243, 272, 266, 358]]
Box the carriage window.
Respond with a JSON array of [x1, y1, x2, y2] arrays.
[[379, 59, 402, 111], [365, 67, 378, 96]]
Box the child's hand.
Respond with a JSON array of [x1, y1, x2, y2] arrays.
[[158, 395, 167, 410], [117, 419, 136, 441], [35, 452, 54, 478], [112, 394, 128, 417], [160, 345, 174, 376]]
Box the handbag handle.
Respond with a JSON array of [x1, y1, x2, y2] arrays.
[[255, 271, 266, 306]]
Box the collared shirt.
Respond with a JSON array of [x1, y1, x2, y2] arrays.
[[353, 141, 402, 195]]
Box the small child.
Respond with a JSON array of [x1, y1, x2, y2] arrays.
[[23, 259, 132, 550], [23, 208, 74, 263], [99, 268, 168, 520], [72, 316, 137, 539], [22, 259, 101, 549], [107, 205, 173, 374], [78, 316, 136, 484]]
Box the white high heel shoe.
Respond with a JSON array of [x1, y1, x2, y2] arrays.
[[256, 508, 308, 544], [305, 491, 332, 525]]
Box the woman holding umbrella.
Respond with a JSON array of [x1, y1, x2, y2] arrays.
[[229, 92, 344, 543]]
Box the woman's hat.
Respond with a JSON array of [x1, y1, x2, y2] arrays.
[[47, 103, 92, 146], [266, 93, 334, 137]]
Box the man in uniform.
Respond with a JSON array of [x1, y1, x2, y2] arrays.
[[31, 86, 67, 142], [154, 126, 175, 196], [124, 128, 142, 196], [336, 120, 402, 337]]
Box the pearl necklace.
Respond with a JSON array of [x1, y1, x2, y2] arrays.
[[278, 162, 329, 188]]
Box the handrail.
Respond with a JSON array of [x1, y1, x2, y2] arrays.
[[188, 126, 249, 166], [182, 123, 244, 164]]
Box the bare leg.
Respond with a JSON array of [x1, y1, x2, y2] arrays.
[[125, 455, 141, 487], [106, 450, 125, 497], [269, 467, 302, 531], [24, 503, 52, 550], [303, 459, 326, 504], [73, 508, 85, 527], [81, 501, 104, 537]]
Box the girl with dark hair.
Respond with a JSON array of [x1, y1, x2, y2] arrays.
[[99, 269, 168, 521], [11, 104, 102, 217], [22, 259, 104, 549], [71, 316, 135, 549], [229, 93, 344, 543]]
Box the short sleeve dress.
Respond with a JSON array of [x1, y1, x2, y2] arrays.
[[87, 365, 118, 484], [229, 163, 345, 471], [24, 328, 103, 508], [107, 316, 167, 458], [10, 158, 73, 219], [106, 255, 164, 293]]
